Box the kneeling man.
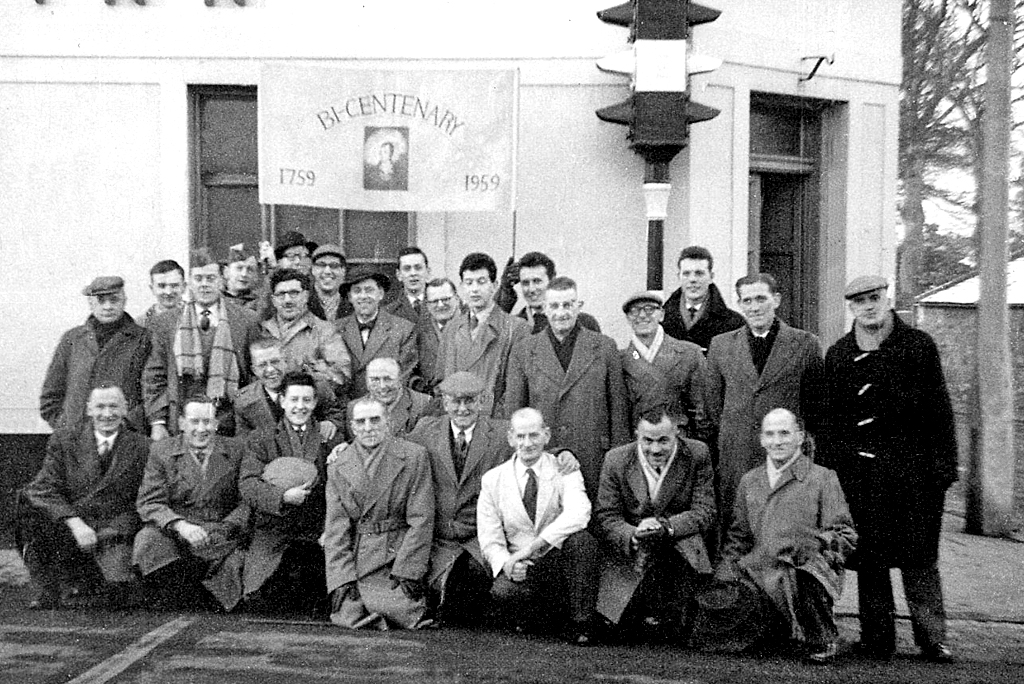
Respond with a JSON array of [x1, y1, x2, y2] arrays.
[[477, 408, 598, 645], [20, 384, 148, 608], [134, 396, 250, 611], [717, 408, 857, 663], [324, 397, 435, 629], [595, 406, 716, 638]]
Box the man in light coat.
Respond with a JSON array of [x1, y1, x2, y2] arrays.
[[706, 273, 823, 538], [324, 397, 435, 629], [718, 408, 856, 663], [477, 408, 596, 645], [134, 396, 250, 611]]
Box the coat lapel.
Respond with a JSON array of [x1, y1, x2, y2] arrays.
[[460, 420, 494, 485], [731, 329, 759, 385], [651, 445, 687, 511], [433, 423, 459, 488], [341, 318, 367, 368], [363, 314, 391, 361], [364, 441, 405, 511], [561, 333, 599, 397], [625, 452, 651, 510], [531, 335, 567, 386], [198, 440, 232, 501], [757, 322, 797, 388]]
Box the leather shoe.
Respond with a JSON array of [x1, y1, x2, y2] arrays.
[[805, 641, 839, 664], [921, 643, 955, 663]]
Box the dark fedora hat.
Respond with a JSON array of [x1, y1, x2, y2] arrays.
[[274, 231, 319, 260], [340, 264, 391, 297]]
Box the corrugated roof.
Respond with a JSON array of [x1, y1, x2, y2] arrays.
[[918, 257, 1024, 305]]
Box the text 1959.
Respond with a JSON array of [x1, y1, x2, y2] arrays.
[[280, 168, 316, 186], [464, 174, 501, 191]]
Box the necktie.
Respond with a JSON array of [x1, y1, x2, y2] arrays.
[[453, 430, 467, 478], [97, 439, 112, 471], [199, 309, 211, 332], [358, 321, 372, 345], [523, 468, 538, 523], [688, 306, 698, 319]]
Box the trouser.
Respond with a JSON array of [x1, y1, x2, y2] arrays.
[[793, 572, 837, 646], [490, 530, 600, 631], [857, 563, 946, 651], [617, 548, 702, 632], [434, 552, 493, 626]]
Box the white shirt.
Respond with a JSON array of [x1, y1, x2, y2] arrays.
[[637, 442, 677, 501], [450, 421, 476, 446], [193, 302, 220, 327], [767, 451, 802, 488], [94, 431, 117, 454], [513, 454, 540, 498]]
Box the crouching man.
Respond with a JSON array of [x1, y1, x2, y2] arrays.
[[134, 396, 250, 611], [716, 408, 856, 663], [476, 408, 598, 645], [20, 384, 149, 609], [324, 397, 435, 629], [595, 406, 716, 640]]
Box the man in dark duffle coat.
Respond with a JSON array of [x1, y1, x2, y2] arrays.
[[405, 371, 514, 624], [134, 396, 250, 611], [819, 275, 959, 663], [20, 384, 149, 608], [595, 406, 717, 637]]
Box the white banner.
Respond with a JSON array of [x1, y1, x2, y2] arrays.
[[259, 65, 517, 212]]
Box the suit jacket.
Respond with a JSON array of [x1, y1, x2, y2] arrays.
[[385, 294, 428, 326], [662, 283, 746, 354], [435, 307, 530, 417], [503, 326, 630, 497], [21, 424, 149, 536], [142, 301, 262, 433], [413, 316, 444, 394], [476, 453, 591, 578], [40, 314, 151, 433], [621, 334, 710, 441], [323, 437, 434, 592], [233, 380, 346, 437], [720, 455, 856, 640], [595, 438, 716, 574], [706, 321, 823, 526], [336, 310, 418, 397], [133, 434, 250, 575], [406, 416, 513, 552]]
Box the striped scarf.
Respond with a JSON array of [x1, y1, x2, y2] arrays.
[[173, 301, 240, 401]]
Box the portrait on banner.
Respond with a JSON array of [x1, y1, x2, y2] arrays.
[[363, 127, 409, 191]]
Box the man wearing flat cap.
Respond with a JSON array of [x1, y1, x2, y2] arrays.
[[406, 371, 514, 624], [41, 276, 151, 432], [620, 291, 710, 442], [221, 244, 262, 313], [819, 276, 958, 663], [308, 244, 353, 323], [336, 264, 418, 397]]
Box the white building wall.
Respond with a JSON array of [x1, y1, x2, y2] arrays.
[[0, 0, 901, 433]]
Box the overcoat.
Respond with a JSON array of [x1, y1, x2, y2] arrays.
[[406, 416, 513, 593], [336, 310, 417, 396], [434, 306, 530, 417], [662, 283, 746, 354], [133, 434, 249, 610], [40, 314, 151, 433], [706, 321, 823, 525], [323, 437, 434, 627], [503, 327, 630, 498], [239, 419, 344, 594], [595, 438, 717, 621], [413, 316, 443, 393], [345, 389, 432, 441], [819, 314, 958, 567], [621, 335, 710, 441], [142, 302, 262, 433], [720, 455, 857, 641], [260, 312, 351, 388]]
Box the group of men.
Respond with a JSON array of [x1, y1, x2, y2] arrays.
[[22, 234, 959, 664]]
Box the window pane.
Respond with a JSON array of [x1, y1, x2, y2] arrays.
[[204, 186, 262, 257], [343, 211, 409, 262], [274, 205, 341, 247], [200, 95, 258, 175]]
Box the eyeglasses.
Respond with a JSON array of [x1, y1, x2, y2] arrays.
[[272, 289, 305, 299], [427, 296, 455, 306], [627, 305, 662, 318]]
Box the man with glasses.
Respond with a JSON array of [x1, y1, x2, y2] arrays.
[[274, 231, 317, 275], [415, 277, 460, 393], [308, 244, 353, 323], [620, 292, 709, 442]]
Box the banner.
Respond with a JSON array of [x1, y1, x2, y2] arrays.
[[259, 65, 517, 212]]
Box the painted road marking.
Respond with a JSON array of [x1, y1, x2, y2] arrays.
[[65, 616, 192, 684]]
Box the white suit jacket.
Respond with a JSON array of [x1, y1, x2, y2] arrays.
[[476, 452, 591, 577]]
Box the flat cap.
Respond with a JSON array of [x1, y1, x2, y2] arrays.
[[844, 275, 888, 299], [222, 243, 256, 264], [622, 290, 664, 314], [312, 244, 346, 263], [437, 371, 485, 397], [82, 276, 124, 296], [261, 456, 318, 489]]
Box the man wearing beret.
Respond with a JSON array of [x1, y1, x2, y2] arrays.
[[41, 276, 151, 433], [239, 371, 345, 614], [406, 371, 513, 625], [336, 265, 418, 397], [620, 291, 710, 442], [144, 250, 262, 439], [308, 244, 353, 323], [134, 396, 250, 611], [819, 276, 958, 663]]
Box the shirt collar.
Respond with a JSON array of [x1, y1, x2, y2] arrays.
[[94, 431, 118, 446], [450, 421, 476, 442]]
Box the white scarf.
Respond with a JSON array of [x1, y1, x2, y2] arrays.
[[630, 325, 665, 364]]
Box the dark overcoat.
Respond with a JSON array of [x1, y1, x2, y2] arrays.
[[662, 283, 746, 354], [503, 326, 631, 498], [336, 310, 418, 396], [706, 321, 823, 527], [40, 314, 151, 432], [819, 314, 958, 567]]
